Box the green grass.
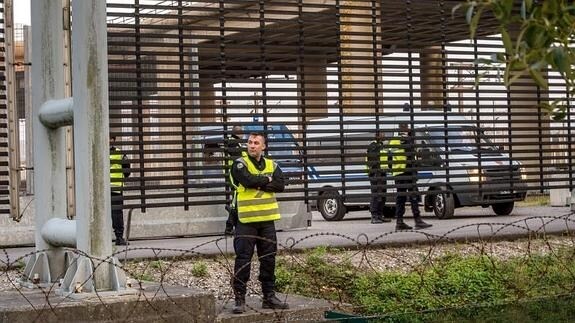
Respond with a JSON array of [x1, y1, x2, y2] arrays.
[[191, 261, 209, 278], [276, 246, 575, 321], [517, 194, 550, 207], [133, 272, 155, 282]]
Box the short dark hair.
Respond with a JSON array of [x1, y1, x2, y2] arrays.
[[248, 132, 267, 144]]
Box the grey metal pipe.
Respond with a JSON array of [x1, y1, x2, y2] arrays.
[[38, 98, 74, 128], [40, 218, 76, 248]]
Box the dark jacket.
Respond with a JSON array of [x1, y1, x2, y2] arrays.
[[226, 134, 245, 160], [231, 155, 285, 193]]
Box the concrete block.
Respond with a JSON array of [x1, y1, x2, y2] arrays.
[[0, 283, 215, 323], [216, 293, 340, 323]]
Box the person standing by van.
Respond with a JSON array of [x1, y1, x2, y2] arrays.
[[390, 123, 432, 230], [366, 130, 390, 224], [230, 132, 289, 314], [225, 125, 247, 235]]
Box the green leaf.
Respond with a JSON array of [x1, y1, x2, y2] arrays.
[[551, 105, 567, 121], [520, 0, 527, 20], [524, 0, 533, 12], [550, 46, 572, 80], [528, 67, 549, 89], [466, 5, 475, 24], [542, 101, 567, 121], [509, 59, 527, 71], [494, 53, 507, 63], [501, 0, 515, 21], [505, 61, 527, 86], [500, 28, 514, 56], [469, 7, 484, 39], [542, 0, 560, 18], [524, 25, 551, 49]]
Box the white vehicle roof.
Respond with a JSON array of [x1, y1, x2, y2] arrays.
[[306, 111, 476, 138]]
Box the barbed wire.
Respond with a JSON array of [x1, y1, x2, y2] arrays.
[[1, 212, 574, 322]]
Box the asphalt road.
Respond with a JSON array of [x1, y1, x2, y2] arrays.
[[1, 206, 573, 265]]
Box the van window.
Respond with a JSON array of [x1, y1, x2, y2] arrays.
[[307, 138, 341, 165], [426, 126, 499, 152], [344, 133, 372, 165]]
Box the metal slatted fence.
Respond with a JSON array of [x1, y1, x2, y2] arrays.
[[0, 0, 9, 215], [104, 0, 574, 219], [2, 2, 572, 231]]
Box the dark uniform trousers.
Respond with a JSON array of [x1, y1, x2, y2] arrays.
[[111, 191, 124, 239], [369, 169, 386, 216], [233, 220, 277, 297], [394, 175, 421, 220]]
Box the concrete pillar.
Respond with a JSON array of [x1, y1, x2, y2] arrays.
[[300, 59, 328, 121], [420, 46, 444, 110], [507, 27, 551, 187], [71, 0, 113, 290], [199, 79, 216, 122], [508, 76, 550, 187], [339, 1, 378, 114]]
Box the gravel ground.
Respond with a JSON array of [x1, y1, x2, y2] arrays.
[[2, 235, 573, 299]]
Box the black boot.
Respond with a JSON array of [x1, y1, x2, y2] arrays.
[[414, 218, 432, 230], [370, 214, 383, 224], [395, 221, 412, 231], [262, 293, 289, 310], [115, 236, 128, 246], [232, 297, 246, 314]]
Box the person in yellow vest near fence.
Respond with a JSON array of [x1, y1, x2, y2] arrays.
[[230, 132, 288, 314], [389, 123, 432, 231], [110, 136, 131, 246], [225, 125, 248, 235], [366, 129, 391, 224]]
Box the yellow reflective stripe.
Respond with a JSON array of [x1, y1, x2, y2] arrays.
[[238, 197, 277, 206], [238, 199, 278, 212], [238, 207, 280, 218], [238, 201, 278, 212], [110, 148, 124, 186]]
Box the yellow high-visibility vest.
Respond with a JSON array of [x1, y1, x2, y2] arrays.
[[234, 156, 281, 223], [110, 147, 124, 188], [389, 138, 407, 176], [365, 141, 389, 173], [226, 149, 248, 168]]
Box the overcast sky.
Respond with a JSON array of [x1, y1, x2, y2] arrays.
[[14, 0, 31, 25]]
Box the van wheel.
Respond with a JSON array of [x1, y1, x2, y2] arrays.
[[433, 191, 455, 219], [318, 191, 346, 221], [492, 201, 514, 216]]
